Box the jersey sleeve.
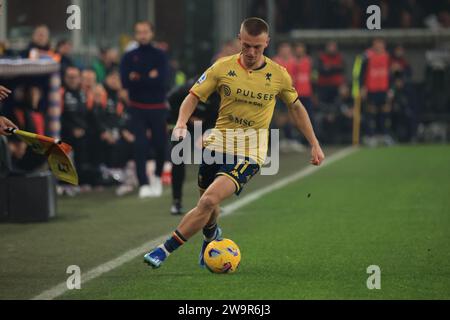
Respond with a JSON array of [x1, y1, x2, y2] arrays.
[[189, 64, 219, 103], [278, 68, 299, 106]]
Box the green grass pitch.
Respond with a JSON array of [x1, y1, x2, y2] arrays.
[[0, 145, 449, 299]]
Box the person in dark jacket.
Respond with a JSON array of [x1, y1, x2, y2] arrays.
[[120, 21, 170, 198], [6, 85, 47, 173], [93, 69, 130, 168], [56, 39, 75, 79], [61, 66, 89, 183], [21, 25, 59, 62]]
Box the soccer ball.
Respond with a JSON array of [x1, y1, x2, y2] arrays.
[[203, 238, 241, 273]]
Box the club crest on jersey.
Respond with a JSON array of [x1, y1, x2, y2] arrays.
[[197, 73, 207, 84], [222, 84, 231, 96]]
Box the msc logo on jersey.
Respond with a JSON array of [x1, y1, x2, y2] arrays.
[[227, 114, 255, 127], [197, 73, 207, 84], [227, 70, 237, 77]]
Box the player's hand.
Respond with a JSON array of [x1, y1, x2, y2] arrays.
[[0, 86, 12, 100], [0, 116, 18, 136], [310, 143, 325, 166], [172, 123, 187, 141]]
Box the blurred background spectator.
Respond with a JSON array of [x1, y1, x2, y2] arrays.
[[92, 47, 120, 83], [317, 41, 346, 105], [55, 39, 74, 78]]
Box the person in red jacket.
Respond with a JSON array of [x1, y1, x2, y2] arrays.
[[360, 38, 393, 146], [293, 43, 314, 124], [272, 42, 296, 78], [317, 41, 345, 104], [281, 42, 314, 151], [272, 42, 304, 152]]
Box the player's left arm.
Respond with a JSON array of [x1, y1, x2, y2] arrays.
[[287, 99, 325, 166]]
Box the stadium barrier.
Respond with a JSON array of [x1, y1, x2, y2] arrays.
[[0, 171, 57, 223]]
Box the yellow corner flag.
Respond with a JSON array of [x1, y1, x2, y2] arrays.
[[6, 128, 79, 185], [352, 54, 363, 146]]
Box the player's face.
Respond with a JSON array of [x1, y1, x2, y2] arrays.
[[239, 30, 269, 68], [135, 23, 154, 45]]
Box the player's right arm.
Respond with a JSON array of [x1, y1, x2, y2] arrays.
[[174, 65, 219, 140], [278, 67, 324, 166], [173, 93, 200, 140]]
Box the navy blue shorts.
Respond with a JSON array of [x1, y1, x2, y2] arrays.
[[198, 149, 260, 195]]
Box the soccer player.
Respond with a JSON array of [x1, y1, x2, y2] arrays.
[[144, 17, 324, 268]]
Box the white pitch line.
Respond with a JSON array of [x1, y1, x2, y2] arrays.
[[32, 146, 357, 300]]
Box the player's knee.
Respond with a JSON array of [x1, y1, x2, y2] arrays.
[[197, 194, 219, 214]]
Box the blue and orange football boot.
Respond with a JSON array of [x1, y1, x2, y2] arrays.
[[144, 246, 169, 269]]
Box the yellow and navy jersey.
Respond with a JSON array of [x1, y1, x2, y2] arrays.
[[190, 53, 299, 164]]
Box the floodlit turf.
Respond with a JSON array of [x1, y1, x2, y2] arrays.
[[1, 145, 449, 299], [0, 149, 320, 299], [57, 145, 450, 300]]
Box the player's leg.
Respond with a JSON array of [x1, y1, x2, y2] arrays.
[[129, 108, 151, 197], [200, 188, 222, 238], [176, 175, 234, 238], [198, 188, 222, 267], [170, 160, 185, 214], [144, 176, 235, 268], [170, 137, 185, 215], [147, 109, 169, 196]]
